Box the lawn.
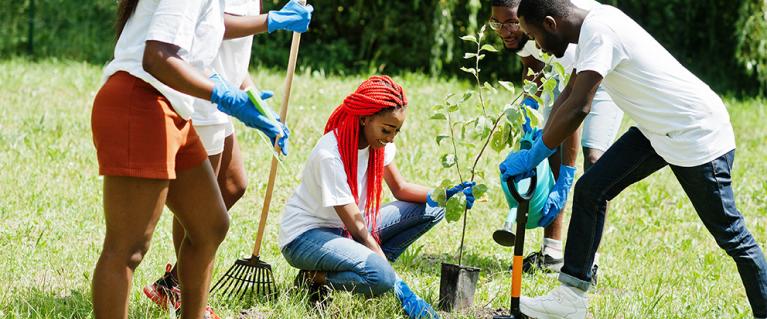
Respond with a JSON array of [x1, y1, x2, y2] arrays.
[[0, 59, 765, 318]]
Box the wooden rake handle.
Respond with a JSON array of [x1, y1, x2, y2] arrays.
[[252, 0, 307, 257]]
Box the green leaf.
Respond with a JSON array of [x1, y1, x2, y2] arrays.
[[463, 53, 477, 59], [483, 82, 497, 93], [460, 67, 477, 76], [490, 127, 507, 153], [554, 62, 566, 81], [523, 105, 544, 129], [543, 77, 557, 96], [447, 104, 460, 112], [480, 44, 499, 52], [436, 135, 450, 145], [473, 184, 489, 199], [440, 153, 456, 168], [477, 54, 486, 61], [445, 196, 465, 222], [523, 81, 538, 95], [498, 81, 515, 94], [460, 35, 478, 43], [432, 186, 448, 207], [527, 68, 536, 77], [459, 91, 474, 103], [430, 113, 447, 120], [505, 105, 526, 127]]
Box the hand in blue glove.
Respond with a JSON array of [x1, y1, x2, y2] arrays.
[[394, 278, 440, 319], [426, 181, 476, 209], [209, 74, 289, 155], [267, 0, 313, 33], [538, 164, 576, 227], [499, 137, 555, 182], [521, 96, 540, 133]]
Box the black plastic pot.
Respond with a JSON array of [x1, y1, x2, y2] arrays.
[[437, 262, 480, 312]]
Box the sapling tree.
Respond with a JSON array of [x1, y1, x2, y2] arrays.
[[430, 25, 566, 266]]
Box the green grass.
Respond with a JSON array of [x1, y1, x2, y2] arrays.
[[0, 59, 765, 318]]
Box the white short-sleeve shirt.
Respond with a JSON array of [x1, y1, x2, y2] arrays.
[[279, 132, 396, 248], [102, 0, 225, 120], [574, 5, 735, 167], [192, 0, 261, 126]]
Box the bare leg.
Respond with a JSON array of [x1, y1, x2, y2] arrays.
[[170, 153, 222, 278], [92, 176, 169, 319], [217, 133, 248, 209], [165, 161, 229, 318]]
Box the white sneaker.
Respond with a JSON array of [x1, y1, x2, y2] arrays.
[[520, 285, 587, 319]]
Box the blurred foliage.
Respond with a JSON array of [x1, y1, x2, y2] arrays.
[[735, 0, 767, 90], [0, 0, 764, 94]]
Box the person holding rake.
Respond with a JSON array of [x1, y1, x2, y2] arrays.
[[140, 0, 313, 311], [279, 75, 475, 318], [91, 0, 294, 318]]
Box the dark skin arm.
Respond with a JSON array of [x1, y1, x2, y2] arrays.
[[223, 13, 269, 39], [383, 163, 431, 203], [334, 203, 387, 259], [542, 70, 602, 152], [142, 40, 214, 100], [521, 55, 545, 87]]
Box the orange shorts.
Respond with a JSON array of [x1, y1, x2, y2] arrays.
[[91, 71, 208, 179]]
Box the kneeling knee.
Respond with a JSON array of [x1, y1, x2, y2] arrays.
[[365, 258, 397, 296]]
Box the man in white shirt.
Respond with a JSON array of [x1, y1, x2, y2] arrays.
[[490, 0, 623, 276], [497, 0, 767, 318]]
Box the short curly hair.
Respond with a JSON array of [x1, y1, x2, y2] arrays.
[[491, 0, 522, 8], [517, 0, 573, 25]]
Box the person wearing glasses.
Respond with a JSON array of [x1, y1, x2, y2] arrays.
[[489, 0, 623, 279], [502, 0, 767, 317]]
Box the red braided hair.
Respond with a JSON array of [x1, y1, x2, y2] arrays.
[[324, 75, 408, 241]]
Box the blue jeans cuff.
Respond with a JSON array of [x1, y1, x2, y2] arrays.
[[558, 271, 591, 292]]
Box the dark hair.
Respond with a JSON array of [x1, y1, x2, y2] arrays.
[[518, 0, 572, 25], [115, 0, 139, 38], [491, 0, 521, 8]]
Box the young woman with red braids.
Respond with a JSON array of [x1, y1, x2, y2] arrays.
[[279, 75, 475, 316]]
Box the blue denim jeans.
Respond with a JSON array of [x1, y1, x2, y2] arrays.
[[281, 201, 445, 296], [559, 127, 767, 317]]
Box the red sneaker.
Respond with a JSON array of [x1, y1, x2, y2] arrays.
[[142, 263, 182, 311]]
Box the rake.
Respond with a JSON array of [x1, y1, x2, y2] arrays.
[[210, 0, 307, 301]]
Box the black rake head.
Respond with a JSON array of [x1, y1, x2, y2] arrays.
[[210, 255, 277, 302]]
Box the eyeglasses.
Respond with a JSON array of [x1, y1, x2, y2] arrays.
[[488, 19, 521, 32]]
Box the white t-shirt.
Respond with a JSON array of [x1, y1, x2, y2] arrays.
[[574, 5, 735, 167], [102, 0, 225, 120], [192, 0, 261, 126], [279, 132, 396, 248]]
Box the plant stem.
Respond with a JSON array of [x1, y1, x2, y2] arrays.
[[456, 93, 523, 266], [447, 112, 464, 182], [474, 42, 486, 116]]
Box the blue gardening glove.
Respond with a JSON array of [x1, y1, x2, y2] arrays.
[[267, 0, 313, 33], [426, 181, 476, 209], [260, 90, 274, 100], [499, 137, 555, 182], [209, 74, 289, 155], [538, 164, 576, 227], [394, 278, 440, 319], [521, 96, 539, 133]]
